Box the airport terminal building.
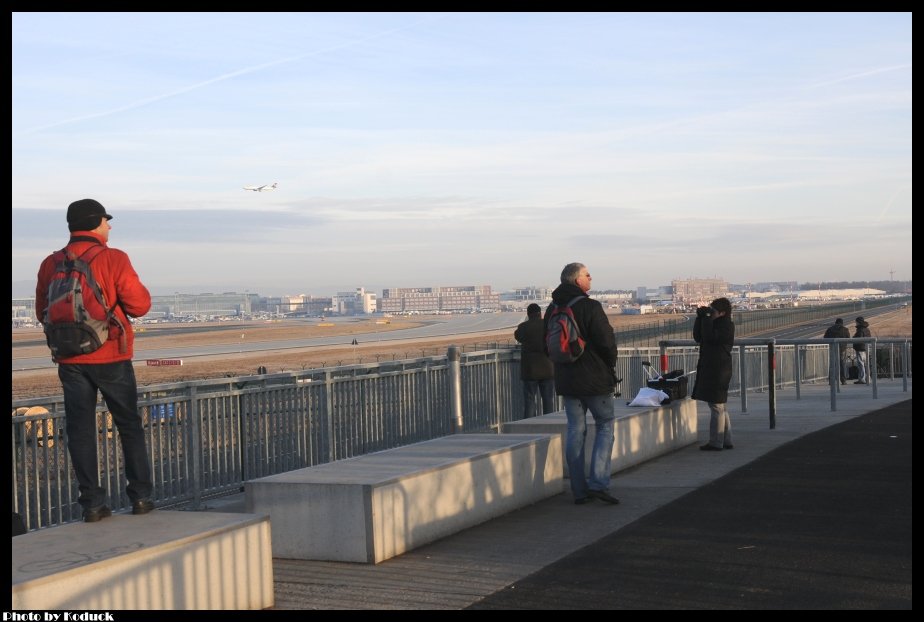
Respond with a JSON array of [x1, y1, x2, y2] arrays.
[[378, 285, 500, 313], [671, 278, 729, 303]]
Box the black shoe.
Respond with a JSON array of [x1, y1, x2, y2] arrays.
[[587, 489, 620, 505], [700, 444, 722, 451], [83, 505, 112, 523], [723, 443, 734, 450], [574, 497, 593, 505], [854, 380, 867, 384], [132, 498, 155, 515]]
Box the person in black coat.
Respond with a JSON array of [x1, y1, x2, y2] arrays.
[[823, 318, 851, 384], [691, 297, 735, 451], [514, 303, 555, 417], [544, 263, 620, 505]]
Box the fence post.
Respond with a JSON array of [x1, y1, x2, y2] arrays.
[[494, 350, 502, 431], [889, 343, 896, 380], [448, 346, 464, 432], [189, 385, 201, 510], [738, 345, 748, 415], [902, 340, 910, 392], [871, 338, 878, 399], [423, 358, 432, 438], [324, 370, 335, 462], [768, 341, 776, 429]]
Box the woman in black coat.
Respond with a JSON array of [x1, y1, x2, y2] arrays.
[[691, 297, 735, 451]]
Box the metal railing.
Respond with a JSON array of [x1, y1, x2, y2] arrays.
[[658, 338, 913, 428], [12, 353, 478, 530], [11, 339, 911, 532]]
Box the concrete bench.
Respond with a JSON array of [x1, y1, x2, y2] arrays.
[[245, 433, 562, 563], [12, 511, 273, 610], [501, 398, 697, 478]]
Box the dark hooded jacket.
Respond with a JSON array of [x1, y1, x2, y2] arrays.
[[853, 318, 871, 351], [691, 312, 735, 404], [823, 321, 850, 352], [544, 283, 617, 396], [514, 316, 554, 381]]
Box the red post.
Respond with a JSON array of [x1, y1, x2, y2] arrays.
[[660, 353, 669, 376]]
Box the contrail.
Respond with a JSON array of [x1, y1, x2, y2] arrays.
[[807, 63, 911, 89], [877, 184, 911, 223], [16, 14, 444, 137]]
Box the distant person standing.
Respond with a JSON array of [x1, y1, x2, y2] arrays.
[[823, 318, 851, 384], [852, 316, 872, 384], [545, 263, 620, 505], [35, 199, 155, 523], [692, 297, 736, 451], [514, 303, 555, 418]]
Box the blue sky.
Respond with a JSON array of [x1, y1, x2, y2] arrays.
[[12, 12, 912, 296]]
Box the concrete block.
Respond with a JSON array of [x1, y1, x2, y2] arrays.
[[246, 433, 562, 563], [12, 511, 273, 610], [500, 398, 697, 477]]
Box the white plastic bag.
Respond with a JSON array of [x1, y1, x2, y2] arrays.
[[627, 387, 669, 407]]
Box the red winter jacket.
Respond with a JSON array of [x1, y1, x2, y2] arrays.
[[35, 231, 151, 364]]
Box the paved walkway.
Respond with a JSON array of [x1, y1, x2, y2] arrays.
[[205, 381, 912, 609], [471, 398, 911, 609]]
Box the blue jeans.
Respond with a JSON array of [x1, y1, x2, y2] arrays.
[[58, 361, 152, 509], [563, 394, 616, 499], [522, 378, 556, 418]]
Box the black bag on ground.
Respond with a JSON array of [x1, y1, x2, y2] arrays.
[[647, 375, 688, 400]]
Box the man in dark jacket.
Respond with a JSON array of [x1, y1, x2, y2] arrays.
[[544, 263, 619, 505], [852, 316, 872, 384], [692, 297, 735, 451], [514, 303, 555, 418], [823, 318, 851, 384]]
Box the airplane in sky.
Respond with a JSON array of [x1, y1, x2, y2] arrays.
[[243, 182, 277, 192]]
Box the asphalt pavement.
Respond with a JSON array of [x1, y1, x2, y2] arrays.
[[469, 399, 912, 609], [265, 381, 911, 610]]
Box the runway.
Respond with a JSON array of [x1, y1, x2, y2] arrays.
[[12, 313, 522, 371]]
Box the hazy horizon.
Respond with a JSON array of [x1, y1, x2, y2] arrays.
[[13, 13, 912, 294], [11, 276, 907, 300]]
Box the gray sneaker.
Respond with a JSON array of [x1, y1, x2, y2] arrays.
[[587, 489, 620, 505]]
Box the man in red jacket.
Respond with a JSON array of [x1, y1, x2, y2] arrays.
[[36, 199, 154, 523]]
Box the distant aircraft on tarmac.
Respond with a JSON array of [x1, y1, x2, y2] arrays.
[[243, 182, 277, 192]]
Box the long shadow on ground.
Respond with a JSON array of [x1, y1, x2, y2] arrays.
[[469, 400, 912, 610]]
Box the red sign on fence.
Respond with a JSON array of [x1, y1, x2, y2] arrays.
[[146, 359, 183, 366]]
